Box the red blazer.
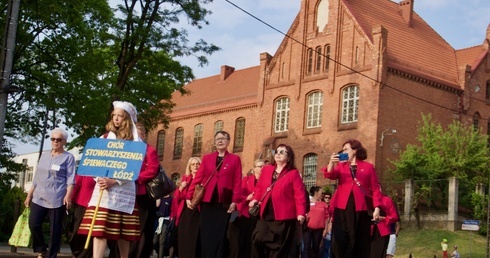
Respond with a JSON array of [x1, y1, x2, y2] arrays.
[[135, 144, 159, 195], [187, 151, 242, 204], [322, 160, 382, 211], [252, 165, 307, 220], [374, 195, 399, 236], [238, 174, 256, 218], [72, 175, 96, 207], [172, 175, 194, 225]]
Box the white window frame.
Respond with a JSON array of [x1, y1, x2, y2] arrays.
[[341, 85, 359, 124], [274, 97, 290, 133], [306, 91, 323, 129]]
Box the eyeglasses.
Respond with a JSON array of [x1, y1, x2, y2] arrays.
[[215, 137, 229, 142], [51, 138, 64, 142], [275, 150, 288, 155], [324, 196, 331, 199]]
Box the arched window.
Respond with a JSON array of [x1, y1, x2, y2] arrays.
[[274, 97, 290, 133], [315, 46, 322, 73], [486, 80, 490, 101], [233, 117, 246, 152], [324, 44, 330, 72], [473, 112, 481, 131], [214, 120, 224, 135], [341, 85, 359, 124], [303, 154, 318, 190], [173, 127, 184, 159], [156, 130, 165, 161], [306, 91, 323, 129], [192, 124, 204, 156], [306, 48, 313, 75], [316, 0, 329, 33]]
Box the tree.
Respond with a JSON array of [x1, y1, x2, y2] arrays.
[[391, 114, 490, 184], [390, 113, 490, 211], [0, 0, 219, 151]]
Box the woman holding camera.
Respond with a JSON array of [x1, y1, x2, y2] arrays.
[[322, 139, 382, 257]]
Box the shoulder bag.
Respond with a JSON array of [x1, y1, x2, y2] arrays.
[[248, 170, 287, 219], [146, 165, 175, 200], [189, 159, 223, 209], [349, 165, 374, 217]]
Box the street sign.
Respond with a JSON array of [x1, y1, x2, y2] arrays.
[[462, 220, 480, 231]]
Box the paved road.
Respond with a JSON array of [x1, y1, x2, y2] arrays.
[[0, 243, 72, 258]]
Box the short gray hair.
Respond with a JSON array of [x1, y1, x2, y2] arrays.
[[51, 128, 69, 140]]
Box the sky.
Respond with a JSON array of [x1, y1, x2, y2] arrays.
[[12, 0, 490, 155]]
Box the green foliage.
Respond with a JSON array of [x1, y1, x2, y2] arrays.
[[0, 0, 220, 151], [0, 187, 26, 241], [390, 113, 490, 188], [470, 192, 488, 235]]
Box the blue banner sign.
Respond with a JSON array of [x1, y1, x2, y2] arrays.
[[463, 220, 480, 225], [77, 138, 147, 181]]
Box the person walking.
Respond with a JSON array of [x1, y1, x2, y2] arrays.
[[25, 128, 76, 258], [249, 144, 307, 258], [322, 139, 382, 258], [186, 131, 242, 258]]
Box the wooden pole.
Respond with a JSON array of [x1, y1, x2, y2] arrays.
[[84, 189, 105, 249]]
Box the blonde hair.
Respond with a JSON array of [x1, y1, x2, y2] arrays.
[[105, 109, 134, 140], [185, 157, 202, 176]]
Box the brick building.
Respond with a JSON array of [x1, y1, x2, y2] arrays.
[[147, 0, 490, 189]]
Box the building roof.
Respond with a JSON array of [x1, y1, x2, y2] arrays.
[[343, 0, 461, 86], [456, 45, 489, 73], [170, 66, 260, 119]]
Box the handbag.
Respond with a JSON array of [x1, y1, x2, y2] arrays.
[[248, 203, 260, 219], [349, 165, 375, 216], [8, 208, 31, 247], [146, 165, 176, 200], [248, 170, 288, 219], [190, 159, 223, 209]]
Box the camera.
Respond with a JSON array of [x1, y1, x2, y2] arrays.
[[338, 153, 348, 161]]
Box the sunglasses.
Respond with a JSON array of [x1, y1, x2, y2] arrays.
[[51, 138, 64, 142], [324, 196, 331, 199], [275, 150, 288, 155]]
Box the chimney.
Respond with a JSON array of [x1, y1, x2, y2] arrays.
[[399, 0, 414, 27], [220, 65, 235, 81]]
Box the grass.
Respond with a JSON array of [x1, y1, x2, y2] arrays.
[[396, 227, 487, 258]]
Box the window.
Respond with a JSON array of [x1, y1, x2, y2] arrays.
[[315, 46, 322, 73], [341, 85, 359, 124], [156, 130, 165, 161], [487, 120, 490, 147], [274, 97, 290, 133], [324, 44, 330, 72], [303, 154, 318, 190], [316, 0, 329, 33], [281, 62, 286, 79], [26, 166, 34, 183], [473, 112, 480, 131], [233, 118, 246, 152], [192, 124, 204, 156], [306, 91, 323, 129], [214, 120, 224, 134], [306, 48, 313, 75], [355, 46, 359, 64], [486, 80, 490, 101], [173, 128, 184, 159]]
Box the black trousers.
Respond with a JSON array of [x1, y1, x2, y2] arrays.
[[331, 193, 371, 258], [178, 205, 201, 258], [200, 202, 230, 258], [69, 204, 93, 258], [29, 202, 65, 258], [129, 194, 156, 258]]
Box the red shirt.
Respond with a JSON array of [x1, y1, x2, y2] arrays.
[[307, 201, 329, 229]]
